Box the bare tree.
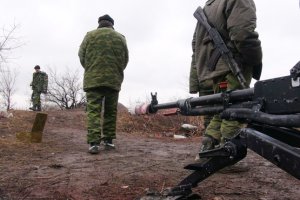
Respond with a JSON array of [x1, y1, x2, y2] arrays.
[[0, 23, 22, 64], [0, 66, 18, 110], [46, 67, 86, 110], [0, 24, 21, 110]]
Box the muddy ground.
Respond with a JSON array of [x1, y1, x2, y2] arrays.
[[0, 109, 299, 200]]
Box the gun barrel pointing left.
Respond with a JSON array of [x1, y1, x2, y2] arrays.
[[135, 61, 300, 183], [136, 62, 300, 199]]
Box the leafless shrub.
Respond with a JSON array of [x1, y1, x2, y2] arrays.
[[0, 66, 18, 110], [0, 23, 22, 110], [46, 67, 86, 110], [0, 23, 22, 64]]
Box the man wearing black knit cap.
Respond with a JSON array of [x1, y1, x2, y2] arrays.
[[79, 14, 129, 154], [98, 14, 114, 27]]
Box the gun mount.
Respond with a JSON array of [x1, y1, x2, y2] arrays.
[[138, 62, 300, 200]]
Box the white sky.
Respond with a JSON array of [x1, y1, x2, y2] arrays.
[[0, 0, 300, 109]]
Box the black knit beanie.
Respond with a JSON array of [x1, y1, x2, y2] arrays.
[[98, 14, 114, 25]]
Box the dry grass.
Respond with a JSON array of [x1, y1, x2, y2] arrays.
[[117, 109, 204, 136], [1, 105, 204, 140]]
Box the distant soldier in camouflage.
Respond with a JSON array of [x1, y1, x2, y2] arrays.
[[191, 0, 262, 153], [30, 65, 48, 111], [78, 14, 129, 154]]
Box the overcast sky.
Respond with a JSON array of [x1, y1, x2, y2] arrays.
[[1, 0, 300, 109]]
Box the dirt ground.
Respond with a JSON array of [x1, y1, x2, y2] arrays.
[[0, 109, 299, 200]]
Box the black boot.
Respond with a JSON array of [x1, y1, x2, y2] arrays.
[[29, 106, 36, 111], [195, 135, 219, 161], [88, 142, 100, 154], [104, 138, 115, 150], [200, 135, 219, 152], [36, 105, 41, 111]]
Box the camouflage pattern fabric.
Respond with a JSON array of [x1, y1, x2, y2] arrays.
[[190, 0, 262, 145], [189, 31, 214, 95], [189, 33, 201, 94], [205, 67, 252, 143], [199, 86, 214, 129], [30, 71, 48, 108], [31, 90, 41, 108], [190, 54, 213, 128], [78, 27, 129, 91], [31, 71, 48, 93], [191, 0, 262, 83], [190, 62, 213, 129], [86, 87, 119, 144], [79, 26, 129, 145]]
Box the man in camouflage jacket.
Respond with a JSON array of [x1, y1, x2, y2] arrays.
[[78, 14, 129, 154], [190, 0, 262, 152], [30, 65, 48, 111]]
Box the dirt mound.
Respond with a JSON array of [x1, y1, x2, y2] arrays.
[[118, 102, 129, 113], [3, 104, 203, 139], [117, 103, 204, 137], [118, 112, 203, 137], [1, 108, 299, 200]]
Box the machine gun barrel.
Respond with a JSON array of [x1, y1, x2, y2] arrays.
[[148, 88, 254, 114], [189, 88, 253, 106], [144, 73, 300, 127], [138, 62, 300, 199]]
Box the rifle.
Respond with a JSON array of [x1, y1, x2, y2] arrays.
[[194, 6, 248, 88], [138, 62, 300, 200]]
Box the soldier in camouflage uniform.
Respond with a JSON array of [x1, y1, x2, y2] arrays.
[[30, 65, 48, 111], [191, 0, 263, 152], [78, 14, 129, 154]]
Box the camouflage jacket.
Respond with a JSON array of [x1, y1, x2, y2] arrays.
[[78, 27, 129, 91], [190, 0, 262, 92], [31, 71, 48, 93], [189, 33, 214, 94]]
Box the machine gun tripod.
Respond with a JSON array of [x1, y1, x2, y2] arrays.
[[138, 62, 300, 200]]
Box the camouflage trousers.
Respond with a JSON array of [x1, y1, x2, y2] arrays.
[[31, 90, 41, 107], [205, 68, 252, 143], [86, 87, 119, 144], [198, 79, 214, 129]]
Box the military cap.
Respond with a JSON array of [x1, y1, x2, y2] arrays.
[[34, 65, 40, 69], [98, 14, 114, 25]]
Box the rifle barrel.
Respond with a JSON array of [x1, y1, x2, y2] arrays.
[[151, 88, 254, 111]]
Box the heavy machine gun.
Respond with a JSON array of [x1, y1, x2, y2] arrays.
[[139, 62, 300, 200]]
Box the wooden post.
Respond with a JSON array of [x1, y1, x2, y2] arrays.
[[16, 112, 48, 143], [30, 113, 48, 143]]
